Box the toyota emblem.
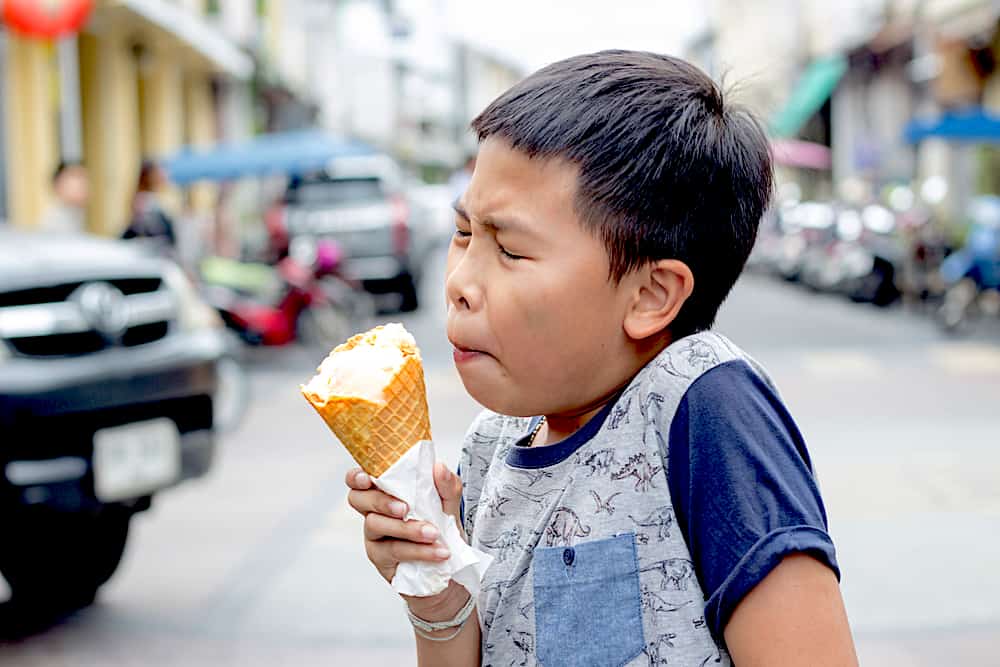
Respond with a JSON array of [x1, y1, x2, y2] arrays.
[[72, 282, 129, 339]]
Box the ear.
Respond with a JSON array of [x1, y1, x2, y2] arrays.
[[623, 259, 694, 341]]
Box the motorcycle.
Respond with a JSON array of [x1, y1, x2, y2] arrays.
[[935, 196, 1000, 333], [199, 238, 374, 349]]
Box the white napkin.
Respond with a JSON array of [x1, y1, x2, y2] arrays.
[[373, 440, 493, 597]]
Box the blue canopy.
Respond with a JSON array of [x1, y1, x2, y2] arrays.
[[164, 130, 376, 185], [904, 107, 1000, 144]]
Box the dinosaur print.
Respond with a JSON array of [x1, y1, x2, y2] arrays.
[[479, 525, 525, 563], [609, 385, 639, 429], [654, 350, 688, 379], [693, 617, 706, 630], [629, 505, 675, 541], [641, 558, 696, 591], [577, 448, 617, 477], [635, 532, 651, 545], [504, 484, 564, 509], [518, 602, 531, 620], [508, 468, 554, 487], [639, 392, 665, 421], [642, 633, 677, 666], [505, 628, 534, 667], [483, 491, 512, 518], [680, 338, 720, 373], [463, 501, 479, 534], [590, 490, 622, 516], [482, 564, 531, 595], [641, 586, 692, 615], [471, 452, 493, 477], [612, 453, 663, 492], [545, 506, 592, 546]]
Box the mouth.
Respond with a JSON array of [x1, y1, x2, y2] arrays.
[[448, 338, 492, 364]]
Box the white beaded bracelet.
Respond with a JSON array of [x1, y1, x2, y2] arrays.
[[406, 592, 476, 642]]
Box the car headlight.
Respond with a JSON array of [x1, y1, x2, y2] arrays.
[[161, 263, 223, 332]]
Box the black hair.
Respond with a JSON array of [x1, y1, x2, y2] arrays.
[[52, 160, 83, 184], [471, 50, 773, 336]]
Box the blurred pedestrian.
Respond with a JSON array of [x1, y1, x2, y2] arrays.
[[39, 160, 89, 234], [122, 160, 177, 251]]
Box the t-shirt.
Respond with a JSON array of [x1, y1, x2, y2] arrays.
[[458, 331, 838, 667]]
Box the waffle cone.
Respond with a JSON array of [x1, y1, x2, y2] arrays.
[[301, 327, 431, 478]]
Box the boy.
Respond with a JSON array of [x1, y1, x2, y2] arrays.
[[346, 51, 857, 666]]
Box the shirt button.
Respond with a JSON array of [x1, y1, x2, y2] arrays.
[[562, 547, 575, 566]]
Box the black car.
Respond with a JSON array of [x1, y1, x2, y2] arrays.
[[0, 230, 226, 615]]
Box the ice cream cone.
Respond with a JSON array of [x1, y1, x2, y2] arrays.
[[301, 324, 432, 478]]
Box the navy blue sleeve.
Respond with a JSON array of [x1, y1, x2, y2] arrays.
[[667, 359, 839, 642]]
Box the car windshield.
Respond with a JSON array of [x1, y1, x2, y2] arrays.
[[290, 177, 384, 207]]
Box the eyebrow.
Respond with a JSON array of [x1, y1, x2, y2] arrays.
[[452, 200, 531, 234]]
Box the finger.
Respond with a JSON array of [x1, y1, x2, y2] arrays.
[[379, 539, 451, 565], [365, 539, 451, 581], [434, 462, 464, 521], [348, 488, 408, 518], [364, 512, 440, 544], [345, 468, 373, 490]]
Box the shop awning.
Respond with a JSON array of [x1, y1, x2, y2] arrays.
[[164, 130, 377, 185], [904, 107, 1000, 143], [770, 55, 847, 138]]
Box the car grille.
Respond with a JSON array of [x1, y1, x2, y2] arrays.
[[0, 276, 175, 358]]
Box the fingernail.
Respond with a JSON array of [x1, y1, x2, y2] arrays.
[[420, 525, 439, 540], [389, 501, 407, 517], [355, 471, 370, 486], [434, 547, 451, 560]]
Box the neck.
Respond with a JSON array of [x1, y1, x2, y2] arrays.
[[535, 332, 674, 446]]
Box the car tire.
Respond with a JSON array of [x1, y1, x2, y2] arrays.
[[0, 506, 131, 613], [397, 274, 420, 312]]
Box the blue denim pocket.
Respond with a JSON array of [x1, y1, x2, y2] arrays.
[[532, 533, 644, 667]]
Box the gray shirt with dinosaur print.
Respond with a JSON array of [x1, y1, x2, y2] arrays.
[[458, 331, 838, 667]]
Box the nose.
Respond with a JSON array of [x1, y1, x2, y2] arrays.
[[445, 245, 483, 313]]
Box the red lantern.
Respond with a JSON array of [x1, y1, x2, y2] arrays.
[[2, 0, 94, 39]]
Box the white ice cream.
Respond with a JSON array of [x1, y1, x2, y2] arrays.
[[303, 323, 414, 404]]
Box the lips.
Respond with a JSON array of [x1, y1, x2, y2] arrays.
[[448, 334, 492, 363]]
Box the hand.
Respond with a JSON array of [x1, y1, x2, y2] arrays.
[[345, 462, 469, 619]]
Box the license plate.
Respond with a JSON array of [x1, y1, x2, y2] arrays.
[[93, 418, 181, 502]]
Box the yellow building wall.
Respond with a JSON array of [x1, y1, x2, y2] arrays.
[[184, 71, 218, 216], [80, 29, 142, 236], [3, 36, 58, 228]]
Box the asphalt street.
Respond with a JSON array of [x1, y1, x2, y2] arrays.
[[2, 249, 998, 666]]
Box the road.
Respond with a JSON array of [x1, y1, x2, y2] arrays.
[[2, 250, 998, 666]]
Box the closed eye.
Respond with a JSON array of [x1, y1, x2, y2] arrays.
[[498, 244, 525, 261]]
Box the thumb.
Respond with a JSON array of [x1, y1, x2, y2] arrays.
[[433, 462, 463, 523]]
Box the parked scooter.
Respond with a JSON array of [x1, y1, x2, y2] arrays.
[[199, 238, 373, 349], [935, 196, 1000, 333]]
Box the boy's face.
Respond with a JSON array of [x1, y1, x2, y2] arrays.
[[446, 139, 635, 418]]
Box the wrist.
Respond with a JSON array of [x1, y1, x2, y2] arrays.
[[404, 581, 470, 622]]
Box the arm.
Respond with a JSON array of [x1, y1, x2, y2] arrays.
[[667, 361, 855, 656], [346, 463, 481, 667], [408, 580, 481, 667], [725, 553, 857, 666]]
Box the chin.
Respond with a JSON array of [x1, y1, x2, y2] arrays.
[[455, 367, 537, 417]]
